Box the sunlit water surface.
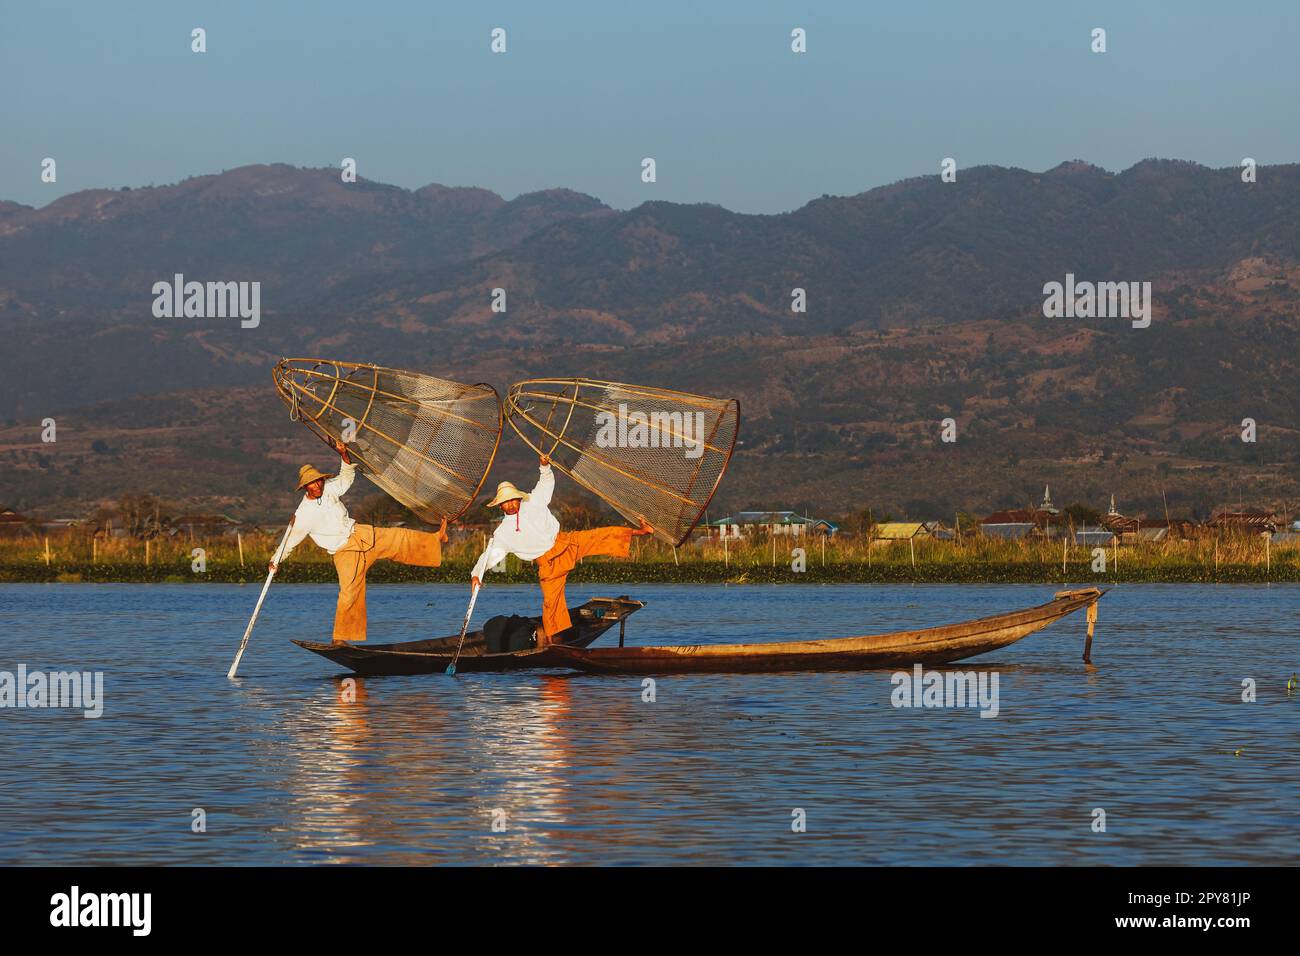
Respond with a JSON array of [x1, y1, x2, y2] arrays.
[[0, 583, 1295, 865]]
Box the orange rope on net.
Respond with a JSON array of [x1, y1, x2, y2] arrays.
[[273, 358, 502, 523], [506, 378, 740, 547]]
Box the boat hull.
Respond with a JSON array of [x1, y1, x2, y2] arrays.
[[291, 596, 644, 674], [546, 588, 1105, 674]]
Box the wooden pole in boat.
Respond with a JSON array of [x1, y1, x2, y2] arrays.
[[1083, 598, 1098, 664], [446, 580, 482, 676], [227, 517, 295, 680]]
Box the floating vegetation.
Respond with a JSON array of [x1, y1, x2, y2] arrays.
[[5, 527, 1300, 584]]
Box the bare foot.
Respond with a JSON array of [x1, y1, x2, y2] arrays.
[[631, 517, 654, 537], [437, 516, 449, 544]]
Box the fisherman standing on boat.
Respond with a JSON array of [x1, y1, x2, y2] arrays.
[[270, 439, 449, 645], [471, 454, 652, 646]]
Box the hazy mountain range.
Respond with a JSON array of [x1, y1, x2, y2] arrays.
[[3, 160, 1298, 523]]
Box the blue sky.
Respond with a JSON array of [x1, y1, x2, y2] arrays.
[[4, 0, 1299, 212]]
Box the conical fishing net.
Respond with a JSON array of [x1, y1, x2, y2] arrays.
[[274, 358, 502, 522], [506, 378, 739, 546]]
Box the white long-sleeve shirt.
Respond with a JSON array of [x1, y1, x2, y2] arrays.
[[282, 461, 357, 559], [471, 464, 560, 580]]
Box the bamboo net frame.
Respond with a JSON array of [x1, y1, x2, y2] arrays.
[[273, 358, 502, 523], [506, 378, 740, 546]]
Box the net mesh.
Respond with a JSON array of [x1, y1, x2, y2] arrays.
[[274, 358, 502, 523], [506, 379, 739, 546]]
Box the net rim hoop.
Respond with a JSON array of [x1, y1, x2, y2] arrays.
[[509, 377, 731, 411], [273, 357, 504, 524], [504, 377, 740, 547]]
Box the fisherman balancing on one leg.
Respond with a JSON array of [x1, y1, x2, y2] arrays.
[[470, 454, 653, 647], [270, 439, 449, 645]]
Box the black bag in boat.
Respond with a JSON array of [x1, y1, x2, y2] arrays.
[[484, 614, 536, 654]]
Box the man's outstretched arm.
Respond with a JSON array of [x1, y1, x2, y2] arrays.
[[324, 440, 355, 497], [530, 454, 554, 507], [470, 536, 508, 589]]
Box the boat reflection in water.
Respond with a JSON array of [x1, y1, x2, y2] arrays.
[[279, 672, 587, 865]]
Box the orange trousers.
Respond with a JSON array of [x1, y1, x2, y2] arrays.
[[535, 527, 634, 640], [332, 524, 442, 641]]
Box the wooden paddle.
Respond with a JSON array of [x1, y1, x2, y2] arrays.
[[445, 581, 481, 676], [227, 517, 295, 679]]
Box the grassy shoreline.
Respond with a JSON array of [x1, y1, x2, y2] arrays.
[[2, 561, 1296, 585], [5, 528, 1297, 584]]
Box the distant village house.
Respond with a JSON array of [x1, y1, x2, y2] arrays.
[[871, 521, 952, 544], [706, 511, 839, 538], [172, 514, 244, 538], [980, 487, 1067, 539], [0, 507, 31, 537], [1206, 511, 1278, 535]]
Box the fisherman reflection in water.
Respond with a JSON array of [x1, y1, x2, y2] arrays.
[[271, 439, 449, 644], [471, 454, 653, 647]]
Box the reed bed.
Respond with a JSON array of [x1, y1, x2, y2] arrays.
[[1, 527, 1297, 583]]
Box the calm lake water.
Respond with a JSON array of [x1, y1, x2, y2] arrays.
[[0, 582, 1296, 865]]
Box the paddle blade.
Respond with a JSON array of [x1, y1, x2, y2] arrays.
[[506, 379, 739, 546], [445, 664, 456, 676]]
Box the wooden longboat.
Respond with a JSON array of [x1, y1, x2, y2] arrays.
[[545, 588, 1106, 675], [291, 596, 645, 675]]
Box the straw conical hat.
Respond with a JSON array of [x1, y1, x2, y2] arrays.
[[486, 481, 530, 507], [297, 464, 335, 490]]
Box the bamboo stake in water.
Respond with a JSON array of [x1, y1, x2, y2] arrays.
[[237, 533, 244, 568], [43, 537, 50, 567]]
